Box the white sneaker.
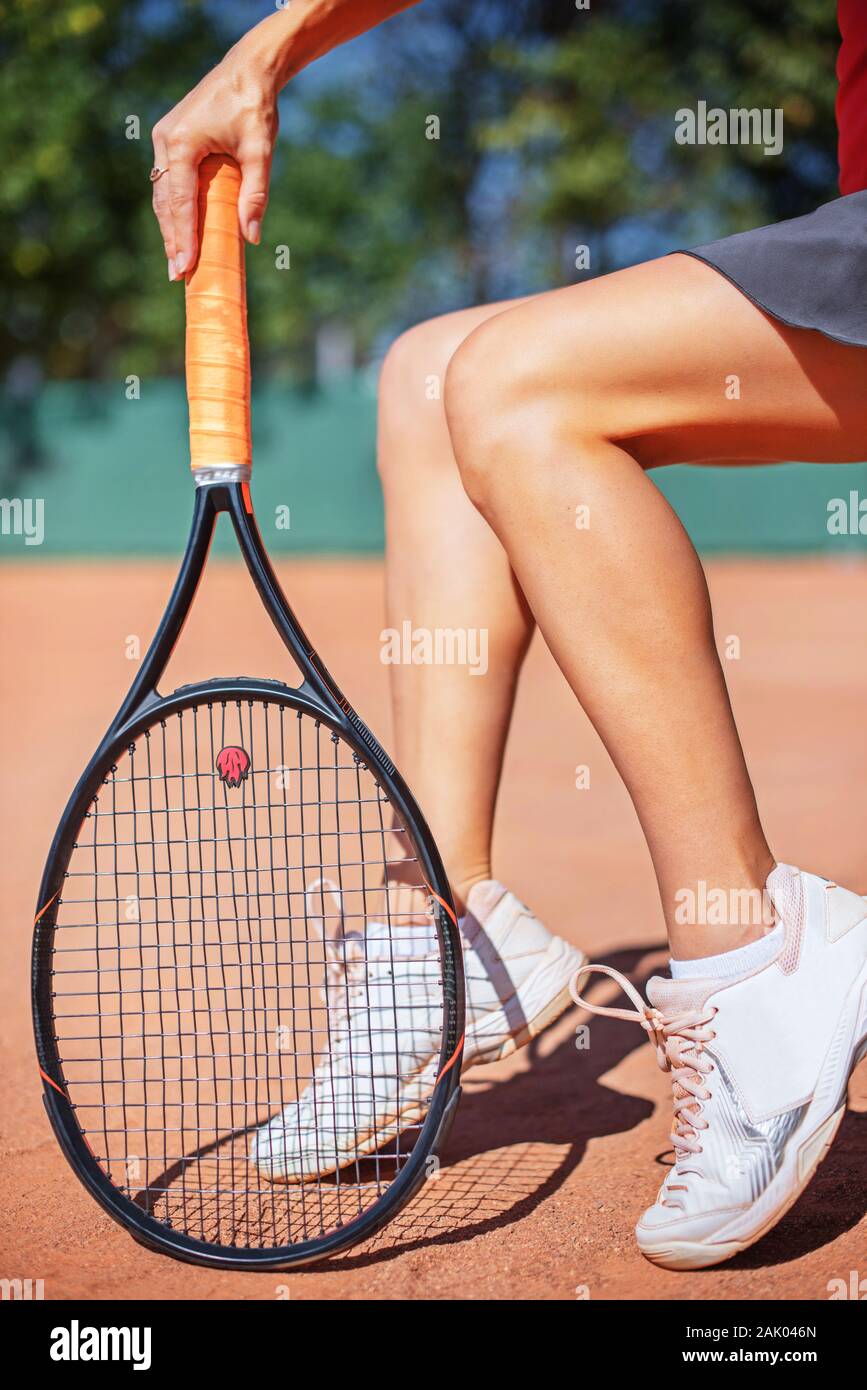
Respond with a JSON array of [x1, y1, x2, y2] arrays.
[[461, 880, 586, 1065], [572, 864, 867, 1270], [252, 879, 585, 1182]]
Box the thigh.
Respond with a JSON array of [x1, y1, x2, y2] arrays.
[[479, 253, 867, 467]]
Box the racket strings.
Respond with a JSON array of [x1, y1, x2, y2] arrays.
[[50, 699, 446, 1250]]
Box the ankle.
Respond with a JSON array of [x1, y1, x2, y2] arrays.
[[665, 852, 777, 961], [449, 868, 492, 916]]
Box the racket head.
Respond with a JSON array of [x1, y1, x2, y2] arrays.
[[33, 679, 463, 1270]]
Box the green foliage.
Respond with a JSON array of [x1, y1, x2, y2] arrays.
[[253, 83, 471, 377], [1, 0, 226, 381], [483, 0, 840, 267], [0, 0, 844, 397]]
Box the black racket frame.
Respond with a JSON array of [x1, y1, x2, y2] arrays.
[[32, 479, 464, 1270]]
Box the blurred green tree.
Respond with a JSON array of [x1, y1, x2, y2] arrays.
[[1, 0, 842, 400], [1, 0, 229, 383], [482, 0, 839, 276]]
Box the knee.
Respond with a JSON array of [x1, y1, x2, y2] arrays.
[[378, 320, 439, 419], [377, 316, 461, 484], [444, 313, 557, 515]]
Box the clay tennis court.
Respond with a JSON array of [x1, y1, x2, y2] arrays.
[[2, 554, 865, 1300]]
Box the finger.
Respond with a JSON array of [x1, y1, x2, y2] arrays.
[[237, 139, 274, 245], [150, 128, 177, 277], [165, 138, 202, 279]]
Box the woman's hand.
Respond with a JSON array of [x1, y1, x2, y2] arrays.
[[151, 3, 422, 280], [152, 39, 279, 280]]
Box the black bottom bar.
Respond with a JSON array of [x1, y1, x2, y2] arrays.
[[7, 1294, 860, 1373]]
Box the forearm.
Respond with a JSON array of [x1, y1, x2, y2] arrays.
[[152, 0, 419, 268], [240, 0, 422, 92]]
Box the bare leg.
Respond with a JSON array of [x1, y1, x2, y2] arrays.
[[443, 253, 867, 956], [378, 301, 535, 912]]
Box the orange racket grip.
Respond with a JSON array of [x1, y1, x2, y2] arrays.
[[185, 155, 252, 476]]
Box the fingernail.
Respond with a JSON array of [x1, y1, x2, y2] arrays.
[[174, 251, 187, 276], [167, 258, 176, 281], [248, 221, 260, 245]]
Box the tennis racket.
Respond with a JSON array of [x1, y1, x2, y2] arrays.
[[32, 155, 464, 1271]]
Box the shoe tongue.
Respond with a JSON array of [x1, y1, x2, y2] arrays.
[[646, 974, 718, 1015], [465, 879, 508, 923], [342, 919, 438, 961]]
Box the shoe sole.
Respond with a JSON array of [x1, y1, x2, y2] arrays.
[[256, 944, 586, 1184], [638, 963, 867, 1271], [256, 1077, 437, 1186], [638, 1102, 847, 1271], [472, 951, 587, 1065]]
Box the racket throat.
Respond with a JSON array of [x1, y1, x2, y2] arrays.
[[110, 479, 349, 731]]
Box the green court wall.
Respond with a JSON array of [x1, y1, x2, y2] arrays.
[[1, 380, 865, 557]]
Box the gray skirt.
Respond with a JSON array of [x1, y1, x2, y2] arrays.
[[684, 190, 867, 349]]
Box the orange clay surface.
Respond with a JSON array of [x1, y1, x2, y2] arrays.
[[1, 555, 865, 1301]]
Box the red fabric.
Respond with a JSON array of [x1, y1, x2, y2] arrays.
[[837, 0, 867, 193]]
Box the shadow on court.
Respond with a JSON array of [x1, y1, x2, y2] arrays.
[[324, 944, 663, 1270], [2, 555, 865, 1300]]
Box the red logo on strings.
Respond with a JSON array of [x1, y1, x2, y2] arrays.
[[215, 746, 251, 787]]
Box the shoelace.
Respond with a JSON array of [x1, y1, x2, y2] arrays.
[[304, 878, 438, 1059], [570, 964, 718, 1167], [324, 937, 373, 1046], [303, 877, 370, 1048]]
